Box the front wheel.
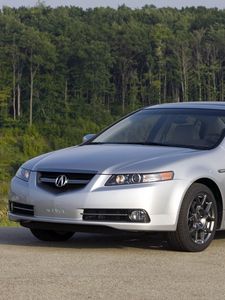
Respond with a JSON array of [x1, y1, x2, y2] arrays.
[[30, 229, 75, 241], [167, 183, 217, 252]]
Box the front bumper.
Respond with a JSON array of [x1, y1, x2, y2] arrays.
[[8, 173, 187, 232]]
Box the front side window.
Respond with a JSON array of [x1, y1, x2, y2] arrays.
[[91, 108, 225, 150]]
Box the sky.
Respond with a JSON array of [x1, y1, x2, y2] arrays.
[[0, 0, 225, 10]]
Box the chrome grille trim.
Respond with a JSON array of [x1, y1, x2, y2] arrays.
[[39, 178, 90, 185], [37, 171, 96, 193]]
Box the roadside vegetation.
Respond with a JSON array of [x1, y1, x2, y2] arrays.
[[1, 4, 225, 225]]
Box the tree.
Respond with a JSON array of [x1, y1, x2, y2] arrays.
[[19, 27, 56, 126]]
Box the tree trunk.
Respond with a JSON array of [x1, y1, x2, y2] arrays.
[[29, 52, 37, 127], [12, 34, 17, 120], [206, 46, 211, 101], [64, 79, 68, 119], [212, 72, 217, 100], [180, 46, 189, 102], [196, 51, 202, 101], [182, 53, 188, 101], [158, 72, 161, 104], [121, 72, 126, 113], [17, 70, 22, 118], [207, 73, 211, 101], [163, 72, 167, 102], [221, 68, 224, 101], [17, 82, 21, 117], [12, 62, 16, 120], [29, 69, 34, 126]]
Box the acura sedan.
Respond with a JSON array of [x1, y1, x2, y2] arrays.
[[8, 102, 225, 251]]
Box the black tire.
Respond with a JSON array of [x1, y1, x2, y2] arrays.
[[167, 183, 218, 252], [30, 229, 75, 241]]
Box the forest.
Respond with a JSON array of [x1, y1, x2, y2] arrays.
[[1, 4, 225, 223]]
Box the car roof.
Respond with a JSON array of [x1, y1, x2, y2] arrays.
[[145, 102, 225, 110]]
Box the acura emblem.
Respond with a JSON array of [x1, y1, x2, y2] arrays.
[[55, 175, 68, 188]]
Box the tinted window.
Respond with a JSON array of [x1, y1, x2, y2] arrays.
[[92, 108, 225, 149]]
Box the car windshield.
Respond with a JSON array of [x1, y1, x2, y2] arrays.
[[91, 108, 225, 150]]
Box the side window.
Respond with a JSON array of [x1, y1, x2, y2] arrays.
[[203, 116, 225, 143]]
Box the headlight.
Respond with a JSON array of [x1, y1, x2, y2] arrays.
[[105, 171, 174, 186], [16, 167, 31, 182]]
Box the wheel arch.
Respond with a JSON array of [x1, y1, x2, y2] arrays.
[[194, 178, 223, 229]]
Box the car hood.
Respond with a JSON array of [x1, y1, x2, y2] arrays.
[[23, 144, 199, 174]]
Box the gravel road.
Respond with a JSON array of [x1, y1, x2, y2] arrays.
[[0, 227, 225, 300]]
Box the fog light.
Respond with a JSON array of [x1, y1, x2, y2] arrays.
[[129, 210, 150, 223]]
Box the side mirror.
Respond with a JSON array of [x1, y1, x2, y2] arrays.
[[83, 134, 96, 143]]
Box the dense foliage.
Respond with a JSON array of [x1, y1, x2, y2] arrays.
[[1, 4, 225, 223]]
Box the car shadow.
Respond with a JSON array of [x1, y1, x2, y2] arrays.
[[0, 227, 169, 250], [214, 231, 225, 240], [0, 227, 224, 251]]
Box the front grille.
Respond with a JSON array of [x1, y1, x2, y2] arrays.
[[37, 171, 96, 193], [9, 201, 34, 216], [83, 209, 132, 222]]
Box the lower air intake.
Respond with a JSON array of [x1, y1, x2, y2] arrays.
[[82, 209, 150, 223], [9, 201, 34, 216]]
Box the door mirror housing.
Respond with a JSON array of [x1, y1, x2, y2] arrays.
[[83, 134, 96, 143]]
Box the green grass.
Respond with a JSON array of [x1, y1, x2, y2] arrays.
[[0, 218, 18, 227], [0, 197, 19, 227]]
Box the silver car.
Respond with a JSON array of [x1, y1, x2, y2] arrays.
[[8, 102, 225, 251]]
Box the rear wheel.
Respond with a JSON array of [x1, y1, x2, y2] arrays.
[[167, 183, 217, 252], [30, 229, 74, 241]]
